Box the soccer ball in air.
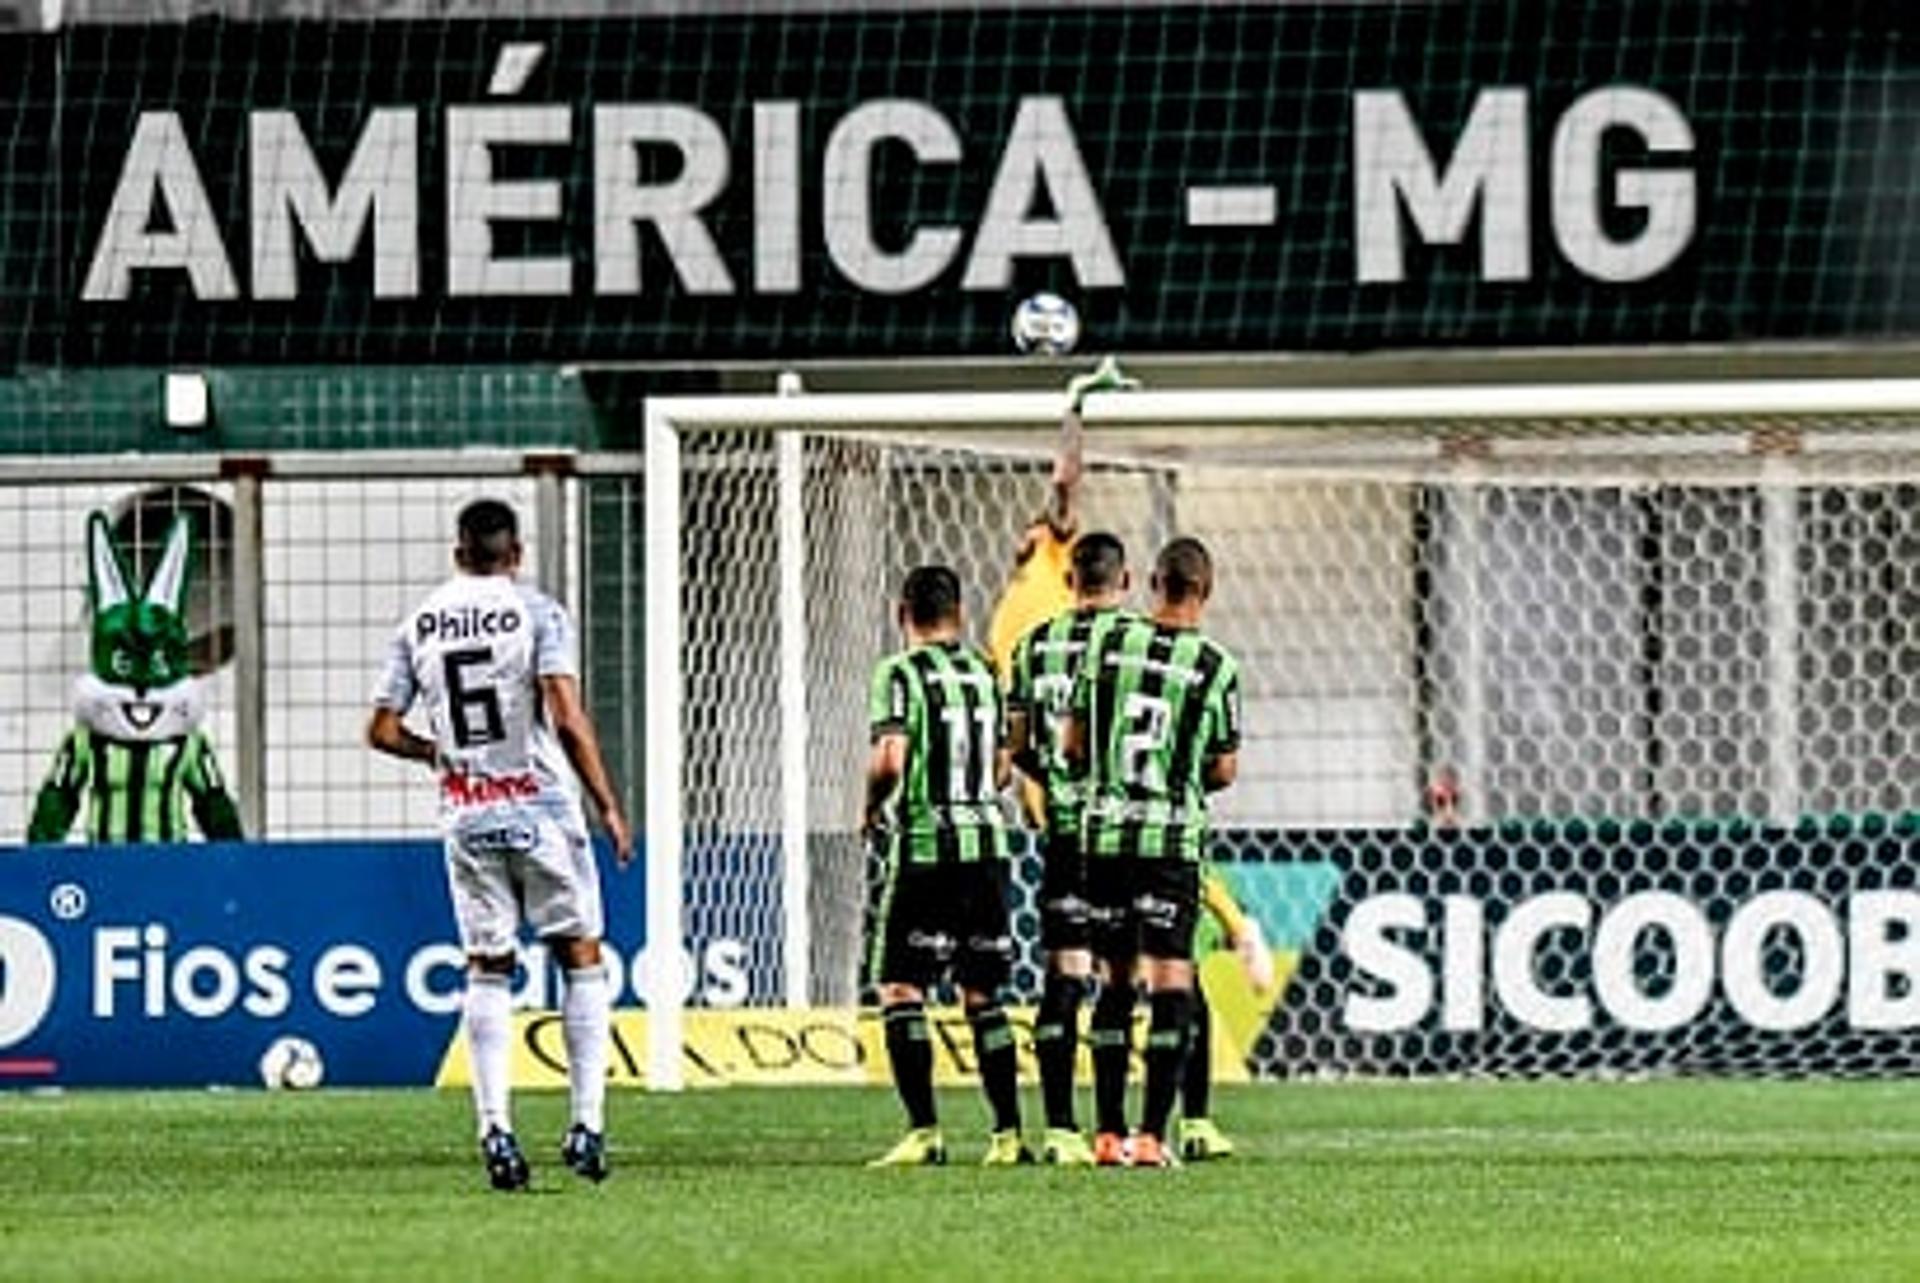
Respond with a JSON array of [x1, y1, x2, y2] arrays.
[[1011, 292, 1081, 355], [258, 1035, 326, 1091]]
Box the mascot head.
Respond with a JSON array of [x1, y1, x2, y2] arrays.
[[87, 512, 193, 727]]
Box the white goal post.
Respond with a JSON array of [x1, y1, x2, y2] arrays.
[[642, 378, 1920, 1091]]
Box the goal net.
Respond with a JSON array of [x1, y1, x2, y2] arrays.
[[646, 380, 1920, 1087]]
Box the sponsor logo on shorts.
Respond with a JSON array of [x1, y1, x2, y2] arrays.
[[460, 824, 538, 855], [906, 930, 956, 959], [1043, 894, 1090, 924], [1133, 893, 1180, 931]]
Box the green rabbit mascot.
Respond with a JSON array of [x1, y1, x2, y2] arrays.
[[28, 513, 244, 843]]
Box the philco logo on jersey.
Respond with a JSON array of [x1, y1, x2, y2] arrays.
[[417, 604, 521, 644]]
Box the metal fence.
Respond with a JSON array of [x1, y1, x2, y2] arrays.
[[0, 454, 617, 843]]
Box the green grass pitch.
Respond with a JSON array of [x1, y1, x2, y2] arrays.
[[3, 1080, 1919, 1281]]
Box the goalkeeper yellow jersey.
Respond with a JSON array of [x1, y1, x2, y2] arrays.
[[987, 519, 1076, 677], [988, 519, 1075, 828]]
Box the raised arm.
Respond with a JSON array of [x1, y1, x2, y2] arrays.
[[1051, 356, 1141, 536], [1047, 406, 1084, 539]]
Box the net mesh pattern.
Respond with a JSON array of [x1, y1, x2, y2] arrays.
[[672, 411, 1920, 1076]]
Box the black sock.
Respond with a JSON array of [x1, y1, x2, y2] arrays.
[[1140, 988, 1194, 1141], [1033, 974, 1085, 1130], [883, 1001, 937, 1130], [1182, 989, 1212, 1120], [968, 1004, 1021, 1133], [1089, 983, 1135, 1137]]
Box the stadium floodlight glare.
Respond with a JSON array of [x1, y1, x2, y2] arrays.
[[163, 372, 210, 432], [642, 378, 1920, 1091]]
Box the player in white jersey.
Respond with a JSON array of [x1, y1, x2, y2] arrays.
[[366, 499, 632, 1192]]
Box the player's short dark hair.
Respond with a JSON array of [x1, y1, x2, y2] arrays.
[[1155, 537, 1214, 603], [900, 564, 962, 628], [456, 499, 521, 572], [1071, 531, 1127, 593]]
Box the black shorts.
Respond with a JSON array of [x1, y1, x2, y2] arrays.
[[1086, 857, 1200, 963], [1039, 831, 1091, 953], [872, 860, 1014, 993]]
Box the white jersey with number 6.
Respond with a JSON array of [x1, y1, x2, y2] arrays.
[[374, 574, 579, 809], [372, 573, 597, 952]]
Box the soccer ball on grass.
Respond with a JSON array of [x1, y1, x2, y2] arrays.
[[258, 1035, 326, 1091]]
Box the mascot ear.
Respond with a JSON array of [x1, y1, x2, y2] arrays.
[[143, 515, 193, 616], [88, 512, 133, 613]]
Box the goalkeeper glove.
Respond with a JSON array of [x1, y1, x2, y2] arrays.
[[1065, 355, 1142, 416], [1235, 919, 1276, 995]]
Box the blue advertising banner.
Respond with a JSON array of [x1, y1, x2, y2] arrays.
[[0, 840, 711, 1088]]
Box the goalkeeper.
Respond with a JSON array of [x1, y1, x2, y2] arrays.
[[990, 355, 1136, 687], [987, 357, 1139, 693], [1178, 867, 1276, 1161], [991, 358, 1139, 1167]]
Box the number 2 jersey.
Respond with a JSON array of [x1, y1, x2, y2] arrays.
[[371, 573, 585, 833], [1072, 616, 1241, 861]]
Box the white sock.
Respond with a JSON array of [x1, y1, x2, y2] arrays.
[[562, 965, 611, 1133], [464, 973, 513, 1138]]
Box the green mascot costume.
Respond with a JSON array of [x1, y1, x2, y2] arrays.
[[28, 512, 243, 843]]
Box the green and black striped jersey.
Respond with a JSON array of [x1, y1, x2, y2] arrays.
[[1073, 616, 1241, 861], [29, 725, 243, 844], [1006, 605, 1132, 837], [868, 641, 1008, 865]]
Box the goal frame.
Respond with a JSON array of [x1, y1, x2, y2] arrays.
[[640, 376, 1920, 1090]]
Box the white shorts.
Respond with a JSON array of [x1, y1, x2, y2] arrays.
[[442, 806, 603, 958]]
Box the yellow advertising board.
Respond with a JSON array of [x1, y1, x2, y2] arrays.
[[436, 952, 1297, 1090]]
